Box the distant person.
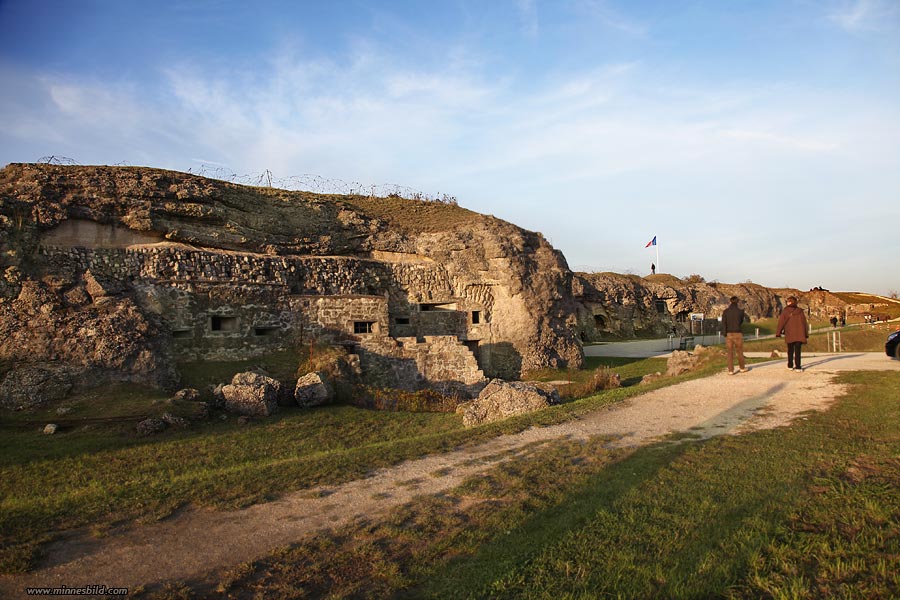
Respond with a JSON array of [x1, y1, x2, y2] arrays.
[[776, 296, 809, 372], [721, 296, 747, 374], [651, 263, 656, 275], [830, 316, 838, 328], [840, 314, 846, 327]]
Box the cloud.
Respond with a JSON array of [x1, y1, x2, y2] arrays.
[[515, 0, 539, 38], [572, 0, 647, 36], [717, 128, 839, 152], [828, 0, 900, 32]]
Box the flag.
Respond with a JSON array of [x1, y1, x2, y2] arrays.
[[645, 235, 656, 248]]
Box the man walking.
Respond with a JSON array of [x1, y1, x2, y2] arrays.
[[721, 296, 747, 374], [776, 295, 809, 371]]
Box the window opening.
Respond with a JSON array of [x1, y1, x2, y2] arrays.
[[354, 321, 375, 334], [210, 316, 239, 332]]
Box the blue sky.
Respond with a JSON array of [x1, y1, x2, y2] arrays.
[[1, 0, 898, 295]]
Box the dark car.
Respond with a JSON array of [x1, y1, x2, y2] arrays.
[[887, 330, 900, 359]]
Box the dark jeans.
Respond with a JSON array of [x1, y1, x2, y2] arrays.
[[787, 342, 803, 369]]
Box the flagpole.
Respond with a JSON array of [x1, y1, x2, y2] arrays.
[[656, 242, 660, 274]]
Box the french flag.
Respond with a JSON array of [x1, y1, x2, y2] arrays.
[[645, 235, 656, 248]]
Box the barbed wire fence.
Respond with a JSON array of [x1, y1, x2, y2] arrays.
[[37, 156, 458, 205]]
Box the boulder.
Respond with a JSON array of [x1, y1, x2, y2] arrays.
[[173, 388, 200, 402], [461, 378, 559, 428], [221, 371, 280, 416], [294, 372, 332, 407], [665, 345, 721, 377], [136, 417, 167, 436], [0, 364, 74, 410], [84, 269, 123, 303], [43, 423, 58, 435], [161, 412, 189, 429]]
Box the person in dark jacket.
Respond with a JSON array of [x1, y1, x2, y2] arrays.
[[721, 296, 747, 374], [776, 296, 809, 371]]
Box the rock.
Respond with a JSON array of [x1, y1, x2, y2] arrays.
[[136, 417, 167, 436], [294, 372, 332, 407], [210, 383, 226, 406], [461, 379, 559, 427], [43, 423, 58, 435], [770, 350, 781, 358], [84, 269, 123, 302], [55, 406, 72, 415], [640, 372, 664, 385], [173, 388, 200, 402], [221, 371, 280, 416], [194, 402, 212, 420], [0, 364, 74, 410], [161, 412, 189, 429], [665, 345, 721, 377], [666, 350, 698, 377]]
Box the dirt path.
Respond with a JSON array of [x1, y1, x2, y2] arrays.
[[2, 353, 897, 597]]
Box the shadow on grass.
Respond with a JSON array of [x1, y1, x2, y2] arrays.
[[407, 439, 693, 599]]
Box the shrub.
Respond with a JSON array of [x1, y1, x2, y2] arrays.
[[558, 367, 621, 400]]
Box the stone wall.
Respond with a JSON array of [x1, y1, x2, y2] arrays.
[[36, 243, 496, 381], [357, 335, 486, 398]]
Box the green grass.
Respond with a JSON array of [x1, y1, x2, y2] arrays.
[[744, 321, 898, 353], [190, 371, 900, 600], [744, 317, 777, 336], [0, 356, 684, 574]]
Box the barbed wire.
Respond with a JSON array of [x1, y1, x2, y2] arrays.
[[36, 156, 458, 205], [38, 155, 79, 165]]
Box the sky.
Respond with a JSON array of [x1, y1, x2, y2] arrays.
[[1, 0, 898, 295]]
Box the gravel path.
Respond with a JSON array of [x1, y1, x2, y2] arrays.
[[2, 353, 897, 597]]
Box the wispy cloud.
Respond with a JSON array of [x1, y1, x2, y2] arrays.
[[717, 128, 839, 152], [828, 0, 900, 32], [573, 0, 648, 36], [515, 0, 539, 38]]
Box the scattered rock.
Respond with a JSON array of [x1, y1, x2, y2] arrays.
[[461, 379, 559, 427], [161, 412, 189, 429], [221, 371, 280, 417], [770, 350, 781, 358], [43, 423, 58, 435], [173, 388, 200, 402], [294, 372, 332, 408], [55, 406, 72, 415], [640, 372, 664, 385], [136, 417, 167, 436]]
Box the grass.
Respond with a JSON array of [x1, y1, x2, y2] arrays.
[[744, 321, 898, 354], [176, 370, 900, 599], [0, 355, 686, 574]]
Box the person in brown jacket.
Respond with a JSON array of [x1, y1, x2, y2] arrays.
[[776, 296, 809, 371], [721, 296, 747, 374]]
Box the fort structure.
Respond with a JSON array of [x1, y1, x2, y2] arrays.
[[1, 163, 889, 409], [0, 163, 581, 404]]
